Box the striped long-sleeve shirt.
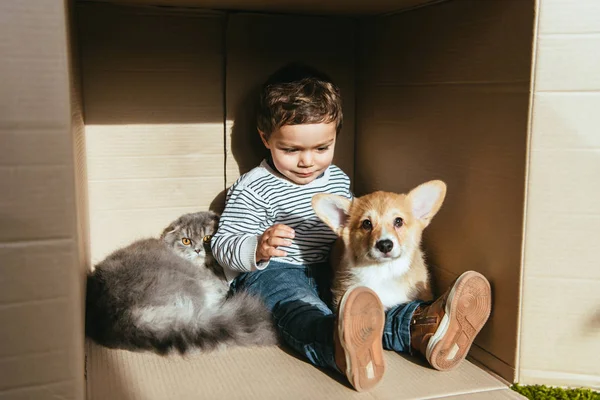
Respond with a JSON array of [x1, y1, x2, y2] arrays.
[[212, 159, 352, 283]]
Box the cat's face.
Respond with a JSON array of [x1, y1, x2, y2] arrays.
[[160, 212, 219, 267]]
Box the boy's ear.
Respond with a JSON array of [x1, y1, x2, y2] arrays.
[[258, 130, 270, 149], [312, 194, 351, 235], [407, 180, 447, 227]]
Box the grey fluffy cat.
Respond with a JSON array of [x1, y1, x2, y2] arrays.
[[85, 211, 277, 354]]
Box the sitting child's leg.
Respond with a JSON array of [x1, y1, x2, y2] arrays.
[[231, 262, 337, 369], [231, 261, 385, 392], [383, 271, 492, 371], [383, 300, 422, 353]]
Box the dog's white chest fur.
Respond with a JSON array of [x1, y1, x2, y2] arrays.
[[350, 256, 413, 309]]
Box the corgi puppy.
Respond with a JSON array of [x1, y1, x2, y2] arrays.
[[312, 180, 446, 309]]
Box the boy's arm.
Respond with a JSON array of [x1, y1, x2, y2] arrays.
[[347, 185, 355, 200], [342, 169, 354, 200], [212, 185, 272, 273]]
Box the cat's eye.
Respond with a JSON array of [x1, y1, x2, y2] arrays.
[[181, 238, 192, 246], [203, 235, 212, 244], [394, 217, 404, 228], [361, 219, 372, 231]]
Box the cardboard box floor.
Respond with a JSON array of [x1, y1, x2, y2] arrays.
[[86, 341, 525, 400]]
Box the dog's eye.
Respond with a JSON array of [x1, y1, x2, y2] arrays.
[[181, 238, 192, 245], [361, 219, 372, 231], [394, 217, 404, 228]]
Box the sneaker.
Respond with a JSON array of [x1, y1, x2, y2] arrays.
[[410, 271, 492, 371], [334, 286, 386, 392]]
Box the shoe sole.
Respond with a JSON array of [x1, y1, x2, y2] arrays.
[[338, 286, 386, 392], [426, 271, 492, 371]]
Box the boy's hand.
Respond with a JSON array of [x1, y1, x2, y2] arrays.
[[256, 224, 295, 263]]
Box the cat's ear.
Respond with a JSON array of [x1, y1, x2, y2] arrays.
[[160, 223, 180, 239]]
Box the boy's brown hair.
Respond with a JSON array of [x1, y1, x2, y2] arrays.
[[257, 63, 343, 140]]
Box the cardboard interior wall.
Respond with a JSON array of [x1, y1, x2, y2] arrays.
[[77, 4, 226, 264], [356, 0, 534, 381], [76, 0, 534, 385], [224, 13, 356, 189]]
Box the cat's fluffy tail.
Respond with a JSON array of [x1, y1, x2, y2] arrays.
[[200, 291, 278, 350], [140, 291, 278, 354], [86, 275, 277, 355]]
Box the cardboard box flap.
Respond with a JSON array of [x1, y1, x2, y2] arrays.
[[82, 0, 444, 16], [0, 1, 85, 399], [444, 390, 526, 399], [86, 341, 512, 400]]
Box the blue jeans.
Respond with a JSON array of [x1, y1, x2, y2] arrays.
[[230, 261, 424, 371]]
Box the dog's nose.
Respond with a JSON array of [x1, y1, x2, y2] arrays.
[[376, 239, 393, 254]]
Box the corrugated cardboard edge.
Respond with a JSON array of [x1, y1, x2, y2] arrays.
[[65, 0, 88, 396], [81, 0, 442, 16], [68, 0, 91, 393], [377, 0, 448, 17], [470, 345, 517, 386], [441, 389, 527, 399], [69, 0, 91, 281], [515, 0, 542, 385]]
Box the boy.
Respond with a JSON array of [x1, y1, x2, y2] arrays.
[[212, 64, 491, 392]]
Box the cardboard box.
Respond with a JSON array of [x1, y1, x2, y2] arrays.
[[0, 0, 598, 398]]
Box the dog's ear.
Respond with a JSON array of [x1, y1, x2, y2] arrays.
[[312, 194, 352, 235], [407, 180, 447, 227]]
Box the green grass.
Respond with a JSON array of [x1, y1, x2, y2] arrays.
[[511, 384, 600, 400]]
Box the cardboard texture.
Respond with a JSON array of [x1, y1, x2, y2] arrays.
[[518, 0, 600, 388], [0, 1, 85, 399], [356, 0, 534, 382], [86, 0, 443, 16], [76, 3, 226, 263], [443, 391, 525, 400], [1, 0, 599, 398], [86, 341, 523, 400], [225, 13, 356, 188]]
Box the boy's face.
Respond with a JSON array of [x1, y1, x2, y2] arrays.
[[260, 122, 337, 185]]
